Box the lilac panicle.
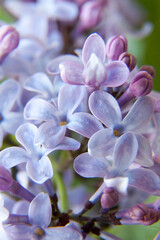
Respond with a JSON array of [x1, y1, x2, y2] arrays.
[[106, 35, 128, 61], [0, 25, 19, 63]]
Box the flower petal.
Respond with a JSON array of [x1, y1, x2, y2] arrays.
[[59, 61, 84, 85], [82, 33, 106, 65], [113, 133, 138, 173], [74, 152, 109, 178], [28, 192, 51, 227], [46, 227, 83, 240], [89, 90, 122, 128], [104, 61, 129, 87], [24, 98, 57, 121], [88, 129, 116, 158], [122, 96, 154, 131], [53, 137, 80, 151], [26, 156, 53, 184], [0, 147, 30, 168], [127, 168, 160, 194], [68, 112, 103, 138]]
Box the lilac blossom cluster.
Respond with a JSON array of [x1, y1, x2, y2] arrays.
[[0, 0, 159, 240]]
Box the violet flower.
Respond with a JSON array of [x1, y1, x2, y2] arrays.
[[88, 90, 154, 167], [58, 33, 129, 90]]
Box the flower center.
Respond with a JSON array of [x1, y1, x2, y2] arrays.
[[59, 121, 68, 126]]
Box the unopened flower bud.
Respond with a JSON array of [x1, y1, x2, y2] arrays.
[[100, 187, 119, 209], [140, 65, 155, 78], [0, 25, 19, 63], [119, 52, 137, 71], [0, 166, 13, 191], [129, 70, 153, 97], [106, 35, 128, 61]]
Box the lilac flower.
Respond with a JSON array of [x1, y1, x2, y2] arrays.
[[74, 132, 160, 195], [24, 84, 103, 148], [0, 195, 10, 240], [58, 33, 129, 90], [88, 90, 154, 167], [0, 79, 23, 148], [0, 123, 80, 184], [4, 192, 83, 240]]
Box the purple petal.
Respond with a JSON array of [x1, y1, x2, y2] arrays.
[[88, 129, 116, 158], [0, 147, 30, 168], [104, 61, 129, 87], [26, 156, 53, 184], [0, 79, 19, 113], [16, 123, 38, 153], [35, 121, 66, 148], [122, 96, 154, 131], [24, 98, 57, 121], [89, 90, 122, 128], [135, 134, 153, 167], [58, 85, 85, 115], [59, 61, 84, 85], [53, 137, 80, 151], [113, 133, 138, 173], [47, 54, 81, 75], [82, 33, 106, 65], [68, 112, 103, 138], [127, 168, 160, 193], [46, 227, 83, 240], [24, 72, 54, 98], [74, 152, 109, 178], [28, 192, 51, 227]]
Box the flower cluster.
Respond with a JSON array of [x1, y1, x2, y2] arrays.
[[0, 1, 159, 240]]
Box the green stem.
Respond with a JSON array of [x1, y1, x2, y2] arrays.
[[51, 157, 69, 212]]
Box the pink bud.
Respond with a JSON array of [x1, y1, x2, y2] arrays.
[[0, 25, 19, 63], [129, 70, 153, 97], [140, 65, 155, 78], [100, 187, 119, 209], [106, 35, 128, 61], [119, 52, 137, 71]]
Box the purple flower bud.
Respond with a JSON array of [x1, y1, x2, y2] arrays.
[[106, 35, 128, 61], [0, 166, 13, 191], [119, 52, 137, 71], [0, 25, 19, 63], [140, 65, 155, 78], [129, 70, 153, 97], [100, 187, 119, 209]]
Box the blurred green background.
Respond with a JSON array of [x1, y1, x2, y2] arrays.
[[0, 1, 160, 239]]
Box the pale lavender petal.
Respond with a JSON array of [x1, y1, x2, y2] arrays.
[[82, 33, 106, 65], [0, 79, 19, 113], [127, 168, 160, 193], [122, 96, 154, 131], [46, 227, 83, 240], [26, 156, 53, 184], [58, 85, 85, 115], [113, 133, 138, 173], [135, 134, 153, 167], [89, 90, 122, 127], [2, 112, 24, 135], [47, 54, 80, 75], [0, 147, 30, 168], [88, 129, 116, 158], [28, 192, 51, 227], [53, 137, 80, 151], [16, 123, 37, 153], [104, 61, 129, 87], [68, 112, 103, 138], [24, 98, 57, 121], [74, 153, 109, 178], [24, 72, 54, 98], [59, 61, 84, 85], [53, 1, 78, 21], [35, 121, 66, 148]]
